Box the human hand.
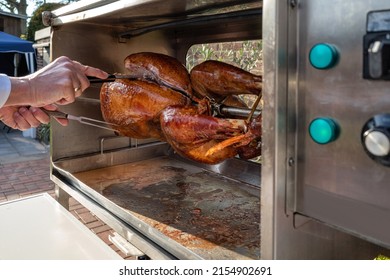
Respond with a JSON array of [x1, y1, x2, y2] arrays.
[[6, 56, 108, 107], [0, 104, 68, 131]]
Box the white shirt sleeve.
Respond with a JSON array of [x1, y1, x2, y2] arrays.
[[0, 74, 11, 108]]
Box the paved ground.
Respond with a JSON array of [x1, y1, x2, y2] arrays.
[[0, 127, 48, 165], [0, 125, 134, 259]]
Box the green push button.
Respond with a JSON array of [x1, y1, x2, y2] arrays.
[[309, 117, 339, 144], [309, 43, 338, 69]]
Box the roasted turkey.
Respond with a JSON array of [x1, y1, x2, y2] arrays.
[[124, 52, 193, 98], [160, 106, 261, 164], [100, 79, 190, 140], [100, 52, 262, 164], [190, 60, 262, 101]]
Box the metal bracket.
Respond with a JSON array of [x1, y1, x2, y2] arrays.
[[109, 232, 145, 257], [99, 135, 126, 154], [42, 11, 54, 27]]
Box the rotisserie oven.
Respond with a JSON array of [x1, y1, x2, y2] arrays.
[[47, 0, 390, 259]]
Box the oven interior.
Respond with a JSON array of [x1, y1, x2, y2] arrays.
[[49, 0, 263, 260], [49, 0, 390, 260]]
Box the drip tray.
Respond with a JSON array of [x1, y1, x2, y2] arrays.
[[56, 155, 260, 259]]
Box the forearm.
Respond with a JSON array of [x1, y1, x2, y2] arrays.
[[5, 77, 32, 107], [0, 56, 108, 108], [0, 74, 11, 107], [0, 75, 32, 108]]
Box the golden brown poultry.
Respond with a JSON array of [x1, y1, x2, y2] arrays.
[[190, 60, 262, 102], [100, 52, 262, 164], [124, 52, 193, 98], [160, 105, 261, 164], [100, 79, 191, 140]]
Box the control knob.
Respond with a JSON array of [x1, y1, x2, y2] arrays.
[[361, 114, 390, 166]]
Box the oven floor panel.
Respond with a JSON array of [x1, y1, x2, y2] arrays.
[[73, 156, 260, 259]]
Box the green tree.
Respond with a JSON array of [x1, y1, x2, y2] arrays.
[[0, 0, 79, 14], [0, 0, 28, 15], [26, 2, 64, 41]]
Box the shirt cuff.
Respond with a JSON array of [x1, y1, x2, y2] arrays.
[[0, 74, 11, 108]]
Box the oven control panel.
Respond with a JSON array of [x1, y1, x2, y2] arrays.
[[361, 114, 390, 166], [363, 10, 390, 80], [293, 1, 390, 247]]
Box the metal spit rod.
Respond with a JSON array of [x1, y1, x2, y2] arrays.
[[216, 105, 261, 118]]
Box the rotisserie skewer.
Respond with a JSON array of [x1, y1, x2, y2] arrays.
[[42, 108, 118, 132]]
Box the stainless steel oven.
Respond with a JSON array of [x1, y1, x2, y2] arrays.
[[46, 0, 390, 259]]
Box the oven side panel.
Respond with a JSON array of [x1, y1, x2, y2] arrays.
[[262, 0, 343, 260], [296, 0, 390, 247], [262, 0, 390, 259]]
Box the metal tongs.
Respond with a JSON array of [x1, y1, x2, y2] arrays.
[[87, 74, 135, 83], [42, 109, 118, 132]]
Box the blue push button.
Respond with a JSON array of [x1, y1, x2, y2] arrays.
[[309, 117, 339, 144], [309, 43, 339, 69]]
